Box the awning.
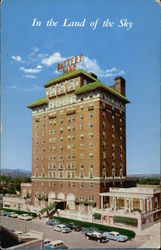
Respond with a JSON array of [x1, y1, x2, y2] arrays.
[[39, 207, 49, 214]]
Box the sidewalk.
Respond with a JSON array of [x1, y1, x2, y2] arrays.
[[139, 221, 160, 248]]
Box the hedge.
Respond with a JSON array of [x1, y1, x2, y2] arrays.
[[114, 216, 138, 226], [0, 207, 37, 218], [53, 216, 135, 240]]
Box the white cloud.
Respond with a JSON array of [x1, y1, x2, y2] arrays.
[[7, 84, 41, 92], [7, 85, 17, 89], [19, 66, 42, 74], [11, 55, 24, 62], [23, 75, 37, 79], [42, 52, 66, 66], [81, 56, 125, 78], [36, 65, 42, 69], [32, 47, 39, 53]]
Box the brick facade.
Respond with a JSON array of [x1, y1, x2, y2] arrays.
[[28, 69, 129, 211]]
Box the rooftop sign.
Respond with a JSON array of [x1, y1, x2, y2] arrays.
[[57, 54, 83, 75]]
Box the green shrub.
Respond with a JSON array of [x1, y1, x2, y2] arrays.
[[93, 213, 101, 220], [0, 207, 37, 218], [114, 216, 138, 226], [54, 216, 135, 240]]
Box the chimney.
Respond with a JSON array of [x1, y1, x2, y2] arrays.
[[114, 76, 126, 96]]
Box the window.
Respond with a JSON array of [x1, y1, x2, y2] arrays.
[[90, 133, 93, 138], [80, 105, 84, 110], [67, 172, 71, 179], [80, 171, 84, 178], [68, 182, 71, 188], [89, 170, 93, 178], [103, 121, 106, 129], [112, 143, 115, 150], [103, 131, 106, 139], [103, 142, 106, 149], [102, 168, 106, 178], [112, 168, 115, 178], [112, 153, 115, 160], [72, 125, 75, 131], [90, 162, 93, 168], [72, 116, 75, 121], [89, 153, 93, 159], [120, 168, 123, 177], [89, 122, 93, 128], [80, 124, 84, 130], [80, 153, 84, 159], [80, 163, 84, 169], [89, 112, 93, 118], [80, 134, 84, 139], [89, 182, 94, 189], [89, 142, 93, 148], [80, 114, 84, 120], [80, 182, 84, 188], [103, 151, 106, 159]]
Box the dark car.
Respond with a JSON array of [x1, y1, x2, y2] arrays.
[[85, 232, 108, 243], [66, 223, 82, 231]]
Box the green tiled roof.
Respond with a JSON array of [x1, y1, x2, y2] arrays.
[[75, 81, 130, 103], [44, 69, 96, 87], [27, 97, 48, 109]]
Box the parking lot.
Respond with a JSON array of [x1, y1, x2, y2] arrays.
[[1, 216, 148, 248]]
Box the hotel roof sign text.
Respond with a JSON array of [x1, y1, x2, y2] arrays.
[[57, 54, 83, 75]]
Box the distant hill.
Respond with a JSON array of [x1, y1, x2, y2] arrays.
[[127, 174, 160, 179], [0, 169, 31, 178]]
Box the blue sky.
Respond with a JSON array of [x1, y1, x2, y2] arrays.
[[1, 0, 160, 174]]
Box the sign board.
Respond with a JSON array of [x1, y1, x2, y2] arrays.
[[57, 54, 83, 75]]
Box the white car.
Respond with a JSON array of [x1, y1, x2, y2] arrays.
[[18, 214, 32, 221], [53, 224, 71, 233]]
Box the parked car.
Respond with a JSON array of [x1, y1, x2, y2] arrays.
[[103, 231, 128, 242], [53, 224, 72, 233], [18, 214, 32, 221], [85, 232, 108, 243], [44, 239, 52, 245], [82, 227, 94, 235], [46, 219, 60, 226], [66, 222, 82, 231], [87, 227, 102, 236], [8, 212, 18, 218], [44, 240, 68, 249], [0, 211, 10, 216]]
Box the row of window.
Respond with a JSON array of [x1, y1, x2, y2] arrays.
[[47, 170, 94, 179]]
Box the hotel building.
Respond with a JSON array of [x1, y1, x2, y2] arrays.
[[28, 69, 130, 213]]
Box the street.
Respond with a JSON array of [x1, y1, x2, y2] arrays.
[[1, 216, 148, 248]]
